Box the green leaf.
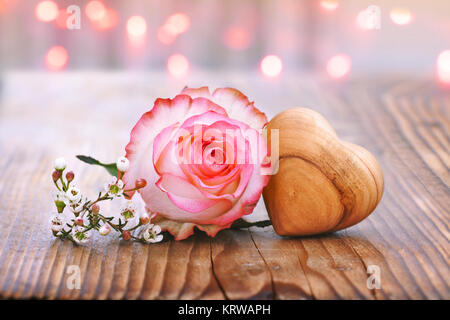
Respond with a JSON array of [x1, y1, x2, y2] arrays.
[[76, 155, 118, 176]]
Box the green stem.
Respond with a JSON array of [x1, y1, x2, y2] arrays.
[[98, 215, 120, 231], [59, 176, 67, 192], [127, 223, 142, 232], [53, 180, 61, 191]]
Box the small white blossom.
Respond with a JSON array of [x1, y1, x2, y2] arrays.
[[52, 190, 67, 203], [66, 186, 82, 203], [104, 176, 117, 191], [52, 190, 67, 213], [142, 224, 163, 243], [116, 156, 130, 172], [71, 226, 91, 244], [139, 212, 150, 225], [50, 214, 64, 232], [70, 200, 85, 214], [99, 224, 111, 236], [54, 157, 67, 171], [120, 200, 137, 221], [104, 176, 124, 197]]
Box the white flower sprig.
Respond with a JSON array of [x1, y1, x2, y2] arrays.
[[49, 156, 163, 245]]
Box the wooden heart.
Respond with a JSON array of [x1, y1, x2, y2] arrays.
[[263, 108, 384, 236]]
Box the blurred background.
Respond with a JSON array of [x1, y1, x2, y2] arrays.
[[0, 0, 450, 84]]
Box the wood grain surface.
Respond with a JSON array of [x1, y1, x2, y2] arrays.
[[0, 72, 448, 299]]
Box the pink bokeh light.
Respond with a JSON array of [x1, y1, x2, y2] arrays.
[[223, 27, 251, 50], [319, 0, 339, 12], [91, 8, 118, 31], [437, 50, 450, 85], [45, 46, 68, 71], [326, 54, 351, 79], [260, 55, 283, 78], [390, 8, 413, 26], [35, 1, 58, 22], [85, 1, 106, 22], [167, 54, 189, 79]]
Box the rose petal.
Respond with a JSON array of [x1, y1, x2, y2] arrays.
[[181, 87, 268, 130], [152, 214, 232, 240]]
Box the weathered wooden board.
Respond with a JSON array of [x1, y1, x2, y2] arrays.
[[0, 72, 448, 299]]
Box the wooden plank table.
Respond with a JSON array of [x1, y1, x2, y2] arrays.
[[0, 72, 448, 299]]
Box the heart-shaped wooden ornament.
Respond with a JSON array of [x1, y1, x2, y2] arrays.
[[263, 108, 384, 236]]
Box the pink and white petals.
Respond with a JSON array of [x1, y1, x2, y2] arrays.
[[181, 87, 268, 130], [123, 87, 269, 240]]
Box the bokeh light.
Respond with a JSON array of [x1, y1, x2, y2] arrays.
[[223, 27, 251, 51], [0, 0, 18, 14], [320, 0, 339, 11], [157, 12, 190, 45], [357, 10, 371, 30], [157, 25, 177, 45], [167, 54, 189, 79], [390, 8, 413, 26], [35, 1, 58, 22], [85, 1, 106, 22], [45, 46, 68, 71], [91, 8, 118, 31], [55, 9, 69, 29], [437, 50, 450, 85], [260, 55, 283, 78], [165, 13, 190, 35], [126, 15, 147, 37], [326, 54, 351, 79]]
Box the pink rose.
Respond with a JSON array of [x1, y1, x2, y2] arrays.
[[123, 87, 270, 240]]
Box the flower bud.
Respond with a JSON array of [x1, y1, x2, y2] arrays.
[[122, 230, 131, 241], [99, 224, 111, 236], [54, 157, 66, 171], [52, 170, 61, 182], [116, 156, 130, 172], [75, 218, 84, 226], [55, 201, 66, 213], [66, 171, 75, 182], [139, 213, 150, 225], [135, 178, 147, 189], [91, 204, 100, 214]]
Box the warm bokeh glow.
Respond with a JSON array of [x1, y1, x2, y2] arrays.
[[437, 50, 450, 85], [45, 46, 68, 71], [92, 8, 118, 31], [157, 25, 177, 45], [157, 12, 190, 45], [165, 13, 190, 35], [85, 1, 106, 22], [357, 10, 371, 30], [223, 27, 251, 50], [126, 15, 147, 37], [0, 0, 18, 14], [326, 54, 351, 79], [260, 55, 283, 78], [55, 9, 69, 29], [320, 0, 339, 11], [167, 54, 189, 79], [390, 8, 413, 25], [35, 1, 59, 22]]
